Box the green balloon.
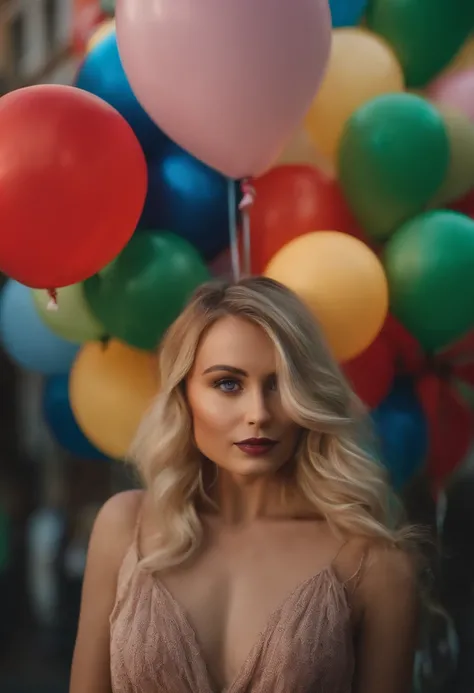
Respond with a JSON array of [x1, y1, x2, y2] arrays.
[[455, 380, 474, 409], [32, 284, 105, 343], [338, 94, 449, 242], [366, 0, 474, 88], [84, 231, 210, 350], [383, 211, 474, 352], [100, 0, 115, 15]]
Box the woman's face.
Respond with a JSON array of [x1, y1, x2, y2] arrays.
[[186, 315, 301, 479]]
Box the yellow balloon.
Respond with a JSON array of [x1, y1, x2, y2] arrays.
[[441, 36, 474, 77], [275, 127, 335, 178], [431, 106, 474, 205], [70, 340, 158, 460], [32, 284, 104, 343], [305, 28, 405, 165], [86, 18, 115, 53], [264, 231, 388, 362]]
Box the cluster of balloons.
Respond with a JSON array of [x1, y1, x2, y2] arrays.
[[0, 0, 332, 461], [246, 0, 474, 491], [0, 0, 472, 499]]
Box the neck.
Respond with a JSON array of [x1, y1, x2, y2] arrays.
[[202, 465, 310, 525]]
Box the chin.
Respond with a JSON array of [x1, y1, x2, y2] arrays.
[[229, 456, 283, 479]]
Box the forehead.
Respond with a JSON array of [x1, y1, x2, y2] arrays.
[[193, 315, 276, 372]]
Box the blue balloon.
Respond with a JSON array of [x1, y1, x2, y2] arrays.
[[43, 374, 109, 461], [371, 377, 428, 490], [75, 32, 167, 157], [329, 0, 367, 27], [0, 281, 79, 374], [139, 141, 236, 260]]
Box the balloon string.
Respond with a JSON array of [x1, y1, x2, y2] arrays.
[[47, 288, 58, 312], [227, 179, 240, 281], [238, 178, 256, 277]]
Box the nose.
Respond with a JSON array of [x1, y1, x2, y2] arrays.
[[245, 386, 272, 427]]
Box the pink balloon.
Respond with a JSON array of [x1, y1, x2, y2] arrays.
[[427, 68, 474, 121], [116, 0, 331, 179]]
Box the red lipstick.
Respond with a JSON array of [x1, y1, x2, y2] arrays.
[[235, 438, 278, 456]]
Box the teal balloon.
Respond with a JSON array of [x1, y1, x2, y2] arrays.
[[0, 280, 79, 374], [330, 0, 367, 27], [338, 93, 449, 242], [75, 32, 167, 156], [366, 0, 474, 88], [84, 231, 210, 350], [383, 211, 474, 351]]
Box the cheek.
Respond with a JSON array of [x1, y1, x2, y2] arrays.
[[188, 387, 238, 434], [279, 421, 301, 449]]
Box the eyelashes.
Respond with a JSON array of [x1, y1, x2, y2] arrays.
[[212, 377, 278, 394], [213, 378, 242, 394]]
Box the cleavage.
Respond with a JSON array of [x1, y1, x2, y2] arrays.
[[154, 521, 339, 689]]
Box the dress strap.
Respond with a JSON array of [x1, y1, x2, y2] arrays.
[[331, 538, 351, 566], [331, 537, 369, 592], [111, 526, 143, 620], [132, 496, 145, 559], [110, 493, 147, 622]]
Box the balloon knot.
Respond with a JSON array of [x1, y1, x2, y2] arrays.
[[47, 288, 58, 312], [238, 178, 256, 211]]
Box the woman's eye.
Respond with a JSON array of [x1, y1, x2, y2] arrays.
[[214, 378, 241, 393], [268, 375, 278, 391]]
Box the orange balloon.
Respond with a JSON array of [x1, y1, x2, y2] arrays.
[[69, 340, 158, 459], [431, 106, 474, 205], [275, 127, 335, 177], [441, 36, 474, 77], [264, 231, 388, 362], [305, 28, 404, 164], [249, 165, 363, 274]]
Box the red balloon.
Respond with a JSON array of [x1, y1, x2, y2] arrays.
[[417, 374, 473, 487], [449, 188, 474, 218], [0, 85, 147, 288], [447, 336, 474, 389], [343, 331, 395, 409], [249, 165, 364, 274], [433, 329, 474, 387], [439, 328, 474, 362], [382, 314, 424, 375], [452, 361, 474, 388]]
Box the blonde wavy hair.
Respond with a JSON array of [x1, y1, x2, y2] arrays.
[[130, 276, 411, 573]]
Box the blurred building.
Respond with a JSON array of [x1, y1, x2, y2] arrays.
[[0, 4, 115, 691], [0, 0, 106, 93]]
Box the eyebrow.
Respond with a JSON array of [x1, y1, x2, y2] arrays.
[[202, 365, 248, 377]]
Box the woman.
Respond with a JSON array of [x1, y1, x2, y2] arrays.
[[70, 277, 419, 693]]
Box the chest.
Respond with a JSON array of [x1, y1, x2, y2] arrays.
[[153, 523, 350, 689]]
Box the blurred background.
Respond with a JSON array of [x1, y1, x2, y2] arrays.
[[0, 6, 129, 693], [0, 1, 472, 693]]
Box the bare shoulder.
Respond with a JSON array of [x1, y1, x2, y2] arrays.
[[94, 489, 145, 533], [335, 534, 416, 582], [333, 535, 418, 612], [90, 489, 145, 563], [70, 490, 146, 692], [352, 543, 421, 693], [357, 541, 420, 620], [362, 542, 417, 592]]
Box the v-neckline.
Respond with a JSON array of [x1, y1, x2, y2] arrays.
[[136, 547, 348, 693]]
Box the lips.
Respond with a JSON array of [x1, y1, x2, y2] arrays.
[[235, 438, 278, 456]]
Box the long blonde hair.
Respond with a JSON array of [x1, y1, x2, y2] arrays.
[[130, 276, 410, 572]]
